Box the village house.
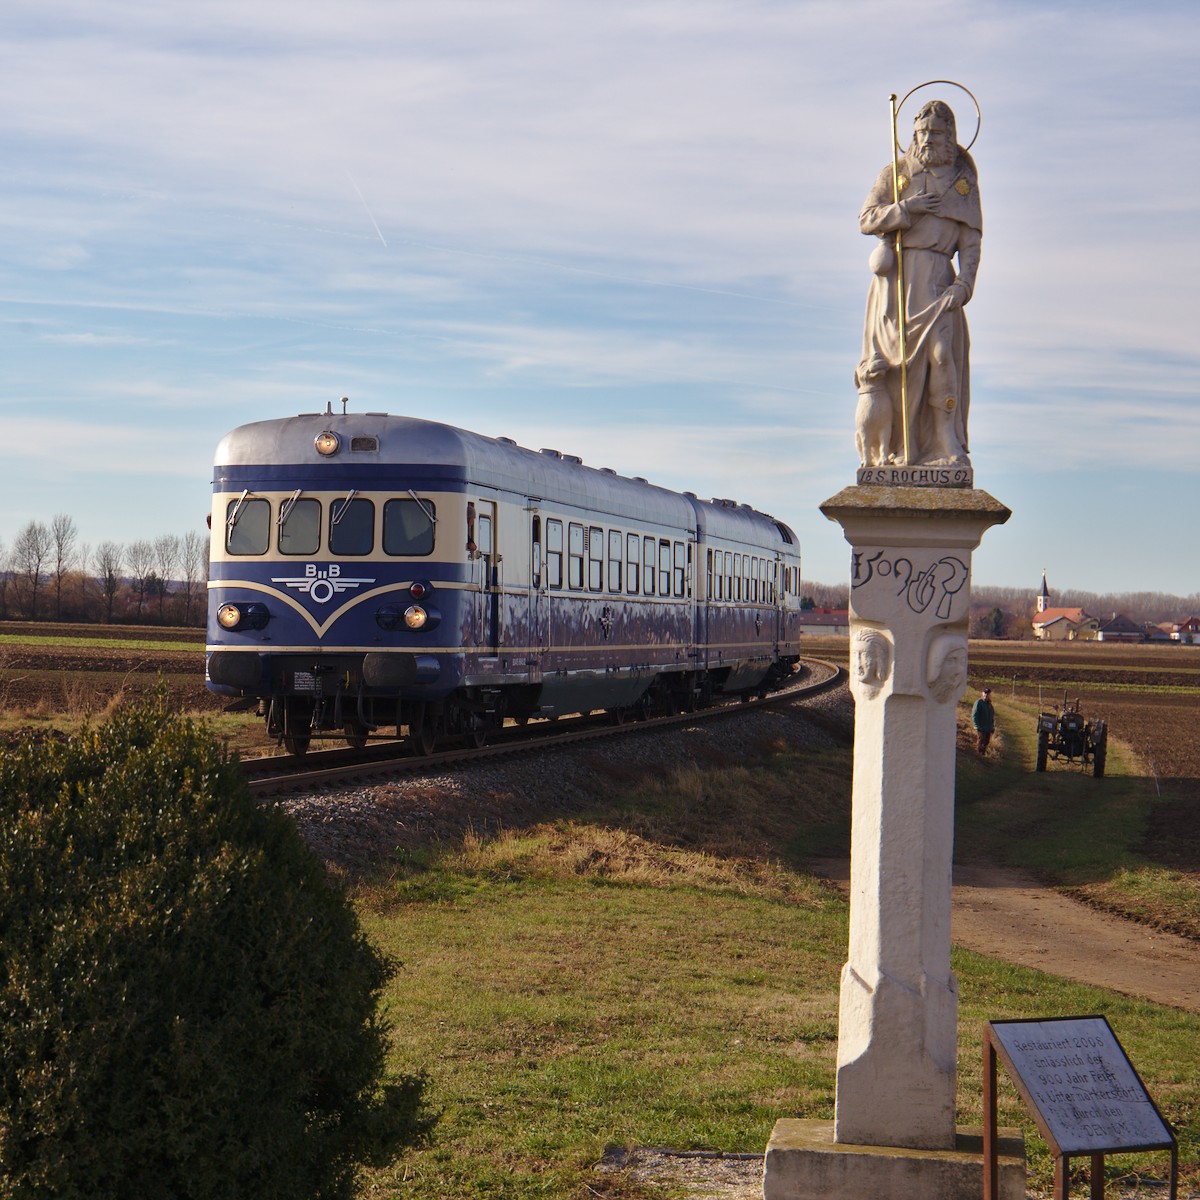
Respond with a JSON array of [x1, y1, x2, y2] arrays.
[[796, 606, 850, 636], [1095, 612, 1144, 643]]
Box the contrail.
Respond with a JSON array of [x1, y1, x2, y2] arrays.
[[347, 172, 388, 247]]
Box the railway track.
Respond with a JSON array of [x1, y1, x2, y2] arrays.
[[243, 657, 844, 797]]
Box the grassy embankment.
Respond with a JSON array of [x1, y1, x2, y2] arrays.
[[355, 699, 1199, 1198], [3, 626, 1197, 1194]]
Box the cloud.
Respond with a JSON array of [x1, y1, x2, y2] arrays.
[[41, 331, 159, 346], [0, 1, 1197, 591]]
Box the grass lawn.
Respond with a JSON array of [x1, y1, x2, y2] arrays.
[[351, 717, 1200, 1198]]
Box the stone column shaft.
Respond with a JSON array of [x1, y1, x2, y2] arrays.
[[820, 486, 1010, 1152]]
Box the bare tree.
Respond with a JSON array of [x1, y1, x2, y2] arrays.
[[75, 541, 93, 615], [152, 534, 181, 623], [179, 528, 208, 626], [95, 541, 124, 624], [0, 538, 9, 620], [126, 539, 154, 621], [50, 512, 79, 621], [12, 520, 51, 619]]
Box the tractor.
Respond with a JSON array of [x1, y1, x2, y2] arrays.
[[1035, 694, 1107, 777]]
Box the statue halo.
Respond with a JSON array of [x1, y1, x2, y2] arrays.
[[896, 80, 981, 152]]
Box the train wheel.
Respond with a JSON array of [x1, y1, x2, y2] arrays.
[[284, 733, 310, 757], [344, 721, 369, 750], [410, 706, 437, 757], [468, 726, 488, 750]]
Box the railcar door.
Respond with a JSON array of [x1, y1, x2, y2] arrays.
[[475, 500, 500, 657], [775, 553, 796, 649], [528, 508, 546, 681]]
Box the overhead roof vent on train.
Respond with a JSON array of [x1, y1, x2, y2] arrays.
[[540, 448, 562, 458]]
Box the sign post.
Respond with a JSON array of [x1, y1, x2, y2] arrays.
[[983, 1016, 1177, 1200]]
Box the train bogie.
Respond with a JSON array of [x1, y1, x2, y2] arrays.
[[207, 407, 803, 753]]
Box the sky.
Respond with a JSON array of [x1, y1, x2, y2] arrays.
[[2, 0, 1198, 597]]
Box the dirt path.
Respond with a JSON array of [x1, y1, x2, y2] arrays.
[[808, 858, 1200, 1013]]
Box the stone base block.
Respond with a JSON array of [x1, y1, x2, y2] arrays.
[[763, 1119, 1025, 1200]]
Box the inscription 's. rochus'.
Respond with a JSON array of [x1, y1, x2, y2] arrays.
[[857, 464, 973, 488]]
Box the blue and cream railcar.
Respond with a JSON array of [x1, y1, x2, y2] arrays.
[[693, 498, 803, 698], [207, 407, 802, 753]]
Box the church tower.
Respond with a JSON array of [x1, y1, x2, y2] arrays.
[[1037, 571, 1050, 614]]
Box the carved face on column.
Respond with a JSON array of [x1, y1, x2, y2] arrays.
[[852, 628, 892, 698], [926, 633, 968, 704]]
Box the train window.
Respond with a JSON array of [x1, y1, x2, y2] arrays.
[[706, 549, 713, 601], [608, 530, 622, 593], [568, 522, 584, 590], [672, 541, 685, 597], [724, 551, 733, 601], [642, 536, 655, 595], [588, 526, 603, 591], [658, 540, 670, 598], [733, 554, 741, 601], [477, 514, 493, 556], [546, 519, 563, 589], [383, 498, 436, 556], [330, 498, 375, 555], [225, 497, 270, 555], [278, 497, 321, 555], [626, 533, 639, 594]]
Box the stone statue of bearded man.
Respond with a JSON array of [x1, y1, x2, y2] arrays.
[[855, 100, 982, 468]]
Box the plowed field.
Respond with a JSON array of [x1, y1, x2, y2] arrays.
[[0, 621, 215, 721], [965, 641, 1200, 805]]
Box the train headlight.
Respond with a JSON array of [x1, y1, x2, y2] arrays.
[[216, 602, 269, 631], [376, 602, 440, 632], [314, 430, 341, 456]]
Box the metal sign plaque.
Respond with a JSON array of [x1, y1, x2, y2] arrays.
[[988, 1017, 1173, 1155]]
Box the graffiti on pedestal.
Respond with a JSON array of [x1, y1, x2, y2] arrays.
[[851, 550, 969, 620]]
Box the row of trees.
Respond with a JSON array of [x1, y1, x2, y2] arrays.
[[0, 515, 208, 627]]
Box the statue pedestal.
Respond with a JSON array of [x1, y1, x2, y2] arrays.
[[764, 1120, 1027, 1200], [763, 485, 1015, 1199]]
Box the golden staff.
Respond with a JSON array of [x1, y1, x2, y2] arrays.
[[889, 92, 910, 465]]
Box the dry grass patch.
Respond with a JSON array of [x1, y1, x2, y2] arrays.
[[448, 822, 833, 907]]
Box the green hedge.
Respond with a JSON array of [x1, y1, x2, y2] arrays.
[[0, 698, 426, 1200]]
